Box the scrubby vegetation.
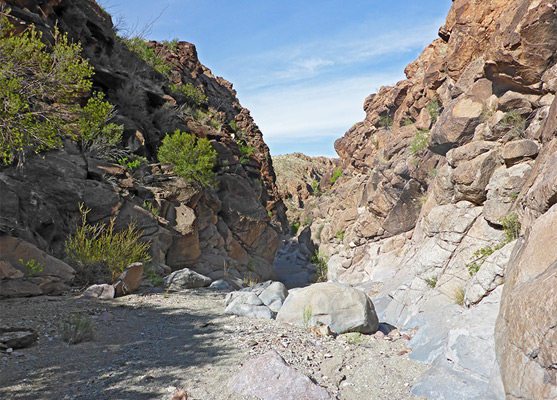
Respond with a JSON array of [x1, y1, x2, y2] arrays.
[[169, 82, 208, 106], [239, 142, 255, 164], [62, 314, 95, 345], [410, 129, 430, 156], [427, 98, 441, 124], [311, 251, 329, 282], [330, 167, 342, 184], [0, 11, 93, 165], [379, 114, 393, 130], [120, 36, 170, 76], [65, 204, 151, 284], [158, 129, 217, 187]]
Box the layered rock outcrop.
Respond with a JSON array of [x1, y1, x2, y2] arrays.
[[277, 0, 557, 398], [0, 0, 287, 296]]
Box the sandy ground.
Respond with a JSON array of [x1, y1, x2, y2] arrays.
[[0, 288, 427, 399]]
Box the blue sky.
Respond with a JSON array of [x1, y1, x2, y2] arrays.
[[99, 0, 452, 157]]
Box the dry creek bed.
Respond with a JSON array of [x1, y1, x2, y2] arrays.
[[0, 288, 427, 399]]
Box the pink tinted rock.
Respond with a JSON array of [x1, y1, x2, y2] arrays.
[[228, 350, 333, 400]]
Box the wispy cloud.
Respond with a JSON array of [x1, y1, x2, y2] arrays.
[[229, 19, 443, 91], [241, 71, 405, 152]]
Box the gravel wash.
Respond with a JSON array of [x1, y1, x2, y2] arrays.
[[0, 289, 427, 399]]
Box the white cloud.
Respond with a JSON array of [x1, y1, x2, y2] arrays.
[[240, 71, 405, 142]]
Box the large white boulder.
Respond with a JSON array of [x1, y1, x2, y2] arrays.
[[276, 282, 379, 334]]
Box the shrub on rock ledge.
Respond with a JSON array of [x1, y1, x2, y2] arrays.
[[158, 129, 217, 187]]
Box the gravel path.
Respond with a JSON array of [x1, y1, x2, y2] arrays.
[[0, 289, 427, 399]]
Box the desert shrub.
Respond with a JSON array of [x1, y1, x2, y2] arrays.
[[501, 111, 526, 138], [379, 114, 393, 130], [500, 213, 521, 243], [0, 10, 93, 165], [142, 201, 159, 217], [157, 129, 217, 187], [466, 245, 501, 275], [402, 119, 414, 126], [78, 92, 125, 160], [118, 154, 147, 171], [290, 221, 300, 235], [410, 129, 430, 156], [18, 258, 44, 277], [66, 204, 151, 283], [229, 119, 239, 132], [62, 314, 94, 345], [335, 230, 345, 241], [311, 179, 321, 195], [239, 142, 255, 164], [424, 275, 438, 288], [311, 251, 329, 282], [452, 286, 465, 306], [330, 167, 342, 184], [427, 98, 441, 124], [120, 36, 170, 76], [169, 83, 207, 106], [302, 305, 313, 328], [161, 38, 180, 51]]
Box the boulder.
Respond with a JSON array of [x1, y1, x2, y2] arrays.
[[501, 139, 539, 166], [0, 235, 75, 298], [209, 279, 233, 291], [228, 350, 333, 400], [495, 204, 557, 400], [163, 267, 211, 290], [81, 284, 115, 300], [483, 163, 533, 225], [451, 147, 503, 204], [464, 241, 516, 306], [0, 327, 38, 350], [276, 282, 379, 334], [113, 263, 144, 297], [429, 96, 483, 155], [258, 281, 289, 312], [224, 291, 273, 319]]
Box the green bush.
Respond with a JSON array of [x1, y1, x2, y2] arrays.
[[169, 83, 207, 106], [335, 230, 345, 241], [18, 258, 44, 277], [120, 36, 170, 76], [500, 213, 521, 243], [379, 114, 393, 130], [66, 204, 151, 283], [424, 276, 438, 288], [410, 129, 430, 156], [239, 142, 255, 164], [290, 221, 300, 236], [158, 129, 217, 187], [427, 98, 441, 124], [466, 245, 498, 275], [0, 11, 93, 165], [330, 167, 342, 184], [118, 154, 147, 171], [78, 92, 124, 160], [311, 251, 329, 282]]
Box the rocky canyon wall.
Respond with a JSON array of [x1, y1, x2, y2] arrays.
[[288, 1, 556, 398], [0, 0, 288, 296]]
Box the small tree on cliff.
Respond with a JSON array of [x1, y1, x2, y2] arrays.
[[0, 10, 93, 165], [157, 129, 217, 187]]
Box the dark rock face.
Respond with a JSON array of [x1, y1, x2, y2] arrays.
[[0, 0, 288, 296]]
